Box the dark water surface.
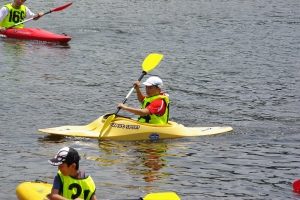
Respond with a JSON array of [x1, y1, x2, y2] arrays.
[[1, 0, 299, 199]]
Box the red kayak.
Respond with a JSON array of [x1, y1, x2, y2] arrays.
[[1, 28, 71, 43]]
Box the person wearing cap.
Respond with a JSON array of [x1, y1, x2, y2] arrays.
[[0, 0, 44, 32], [118, 76, 169, 124], [48, 147, 97, 200]]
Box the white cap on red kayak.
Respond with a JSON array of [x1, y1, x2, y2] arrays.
[[142, 76, 163, 88]]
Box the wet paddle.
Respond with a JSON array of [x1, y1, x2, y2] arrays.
[[128, 191, 180, 200], [99, 53, 164, 137], [6, 2, 73, 29], [293, 179, 300, 193]]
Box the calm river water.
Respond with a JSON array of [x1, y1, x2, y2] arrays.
[[0, 0, 299, 199]]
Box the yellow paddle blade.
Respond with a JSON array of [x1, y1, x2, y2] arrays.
[[142, 53, 163, 72], [99, 114, 115, 137], [143, 192, 181, 200]]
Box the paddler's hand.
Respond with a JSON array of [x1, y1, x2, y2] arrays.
[[33, 12, 44, 20], [118, 103, 127, 110], [0, 27, 6, 32], [133, 81, 140, 89]]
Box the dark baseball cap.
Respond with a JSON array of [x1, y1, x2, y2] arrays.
[[48, 147, 80, 166]]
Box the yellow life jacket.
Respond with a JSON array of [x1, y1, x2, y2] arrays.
[[58, 171, 96, 200], [0, 4, 26, 28], [138, 94, 169, 124]]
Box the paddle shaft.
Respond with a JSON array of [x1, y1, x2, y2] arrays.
[[114, 71, 147, 115], [6, 2, 72, 29]]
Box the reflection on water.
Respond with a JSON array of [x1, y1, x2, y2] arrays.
[[86, 141, 171, 185], [2, 39, 26, 52], [135, 143, 168, 183], [1, 38, 71, 86], [2, 39, 27, 67], [1, 38, 70, 60], [1, 38, 70, 74]]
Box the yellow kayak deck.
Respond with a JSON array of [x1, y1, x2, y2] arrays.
[[16, 181, 51, 200], [39, 114, 233, 141]]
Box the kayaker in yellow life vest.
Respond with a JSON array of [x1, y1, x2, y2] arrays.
[[48, 147, 97, 200], [118, 76, 170, 124], [0, 0, 44, 32]]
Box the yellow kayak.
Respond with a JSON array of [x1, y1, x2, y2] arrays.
[[16, 181, 181, 200], [38, 114, 233, 141], [16, 181, 51, 200]]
